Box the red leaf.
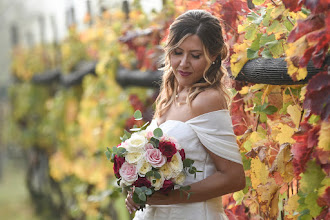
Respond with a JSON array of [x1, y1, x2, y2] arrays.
[[288, 14, 325, 43], [282, 0, 303, 12], [299, 45, 316, 67], [291, 122, 315, 178], [305, 0, 330, 13], [303, 71, 330, 120]]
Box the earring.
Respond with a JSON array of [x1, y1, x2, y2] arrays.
[[212, 61, 215, 65]]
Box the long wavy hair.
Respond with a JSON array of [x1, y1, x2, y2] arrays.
[[155, 10, 229, 117]]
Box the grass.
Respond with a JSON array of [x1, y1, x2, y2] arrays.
[[0, 154, 41, 220]]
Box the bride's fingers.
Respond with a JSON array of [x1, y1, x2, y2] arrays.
[[125, 193, 140, 213]]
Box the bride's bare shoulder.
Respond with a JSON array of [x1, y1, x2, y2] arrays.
[[191, 89, 228, 116]]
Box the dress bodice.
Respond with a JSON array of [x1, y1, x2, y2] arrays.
[[134, 110, 242, 220]]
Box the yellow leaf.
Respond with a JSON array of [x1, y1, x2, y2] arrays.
[[287, 104, 302, 129], [256, 179, 279, 213], [251, 158, 269, 189], [318, 121, 330, 151], [239, 86, 250, 95], [250, 84, 266, 91], [274, 143, 294, 183], [231, 41, 250, 77], [274, 123, 295, 144], [284, 194, 299, 218]]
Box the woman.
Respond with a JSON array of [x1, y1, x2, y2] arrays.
[[126, 10, 245, 220]]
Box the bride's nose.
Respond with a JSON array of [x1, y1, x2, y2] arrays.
[[179, 54, 190, 67]]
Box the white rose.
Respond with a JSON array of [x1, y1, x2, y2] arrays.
[[169, 152, 183, 175], [125, 151, 144, 164], [148, 173, 165, 191], [136, 158, 152, 176], [172, 171, 186, 185], [126, 133, 147, 152]]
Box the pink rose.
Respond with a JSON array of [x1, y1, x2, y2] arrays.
[[119, 162, 138, 185], [159, 141, 177, 162], [146, 131, 153, 139], [145, 148, 166, 168]]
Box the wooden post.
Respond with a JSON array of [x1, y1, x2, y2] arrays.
[[10, 24, 19, 48], [38, 15, 45, 45], [122, 0, 130, 20], [86, 0, 93, 26]]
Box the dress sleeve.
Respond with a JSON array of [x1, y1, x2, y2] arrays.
[[186, 110, 242, 164]]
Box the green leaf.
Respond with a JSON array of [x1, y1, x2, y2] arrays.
[[188, 166, 197, 174], [261, 48, 273, 58], [138, 193, 146, 202], [134, 187, 142, 194], [252, 0, 265, 5], [260, 34, 276, 47], [154, 171, 161, 179], [245, 25, 258, 41], [250, 33, 262, 51], [267, 40, 284, 58], [134, 110, 142, 120], [263, 105, 278, 115], [117, 147, 127, 157], [153, 128, 163, 138], [259, 112, 268, 122], [300, 160, 326, 194], [304, 192, 323, 217], [247, 48, 259, 59], [150, 137, 159, 148], [183, 159, 194, 168], [124, 129, 131, 139], [145, 188, 153, 196]]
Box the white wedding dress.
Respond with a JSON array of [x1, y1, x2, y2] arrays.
[[133, 110, 242, 220]]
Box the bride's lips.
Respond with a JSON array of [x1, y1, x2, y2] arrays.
[[178, 70, 192, 77]]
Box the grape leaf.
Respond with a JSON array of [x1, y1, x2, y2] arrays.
[[300, 160, 326, 194], [282, 0, 302, 12], [288, 14, 325, 43], [250, 158, 269, 189]]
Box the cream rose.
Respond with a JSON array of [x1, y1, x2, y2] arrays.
[[125, 151, 144, 164], [119, 162, 138, 186], [136, 158, 152, 176], [159, 163, 174, 179], [126, 133, 147, 152], [145, 148, 167, 168], [172, 171, 186, 185], [148, 173, 165, 190], [169, 152, 183, 174]]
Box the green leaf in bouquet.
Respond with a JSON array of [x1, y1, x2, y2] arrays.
[[124, 129, 131, 139], [146, 171, 153, 177], [150, 137, 159, 148], [188, 166, 197, 174], [105, 148, 111, 160], [138, 193, 147, 202], [153, 128, 163, 138], [117, 147, 127, 157], [117, 179, 121, 186], [134, 187, 142, 194], [187, 192, 194, 200], [145, 188, 153, 196], [183, 159, 194, 168], [154, 171, 161, 179], [134, 110, 143, 120]]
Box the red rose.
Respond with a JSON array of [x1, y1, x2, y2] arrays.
[[159, 141, 177, 161], [159, 180, 174, 194], [179, 149, 186, 161], [133, 177, 152, 188], [113, 155, 125, 178]]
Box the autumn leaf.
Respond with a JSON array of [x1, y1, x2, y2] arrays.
[[300, 160, 326, 194], [250, 158, 269, 189], [282, 0, 302, 12], [287, 104, 302, 129], [284, 194, 300, 218], [303, 71, 330, 121]]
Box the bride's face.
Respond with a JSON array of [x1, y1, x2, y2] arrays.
[[170, 35, 210, 89]]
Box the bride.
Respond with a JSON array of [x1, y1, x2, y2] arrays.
[[126, 9, 245, 220]]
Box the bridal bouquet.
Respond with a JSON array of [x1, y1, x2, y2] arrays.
[[105, 110, 200, 207]]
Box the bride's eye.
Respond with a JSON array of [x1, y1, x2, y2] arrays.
[[192, 54, 201, 59], [173, 50, 182, 55]]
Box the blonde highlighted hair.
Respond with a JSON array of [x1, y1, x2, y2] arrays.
[[155, 10, 229, 117]]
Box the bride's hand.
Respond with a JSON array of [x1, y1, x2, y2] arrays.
[[125, 191, 140, 214], [146, 191, 173, 205]]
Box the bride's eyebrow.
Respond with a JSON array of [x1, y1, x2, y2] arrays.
[[176, 47, 203, 53]]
